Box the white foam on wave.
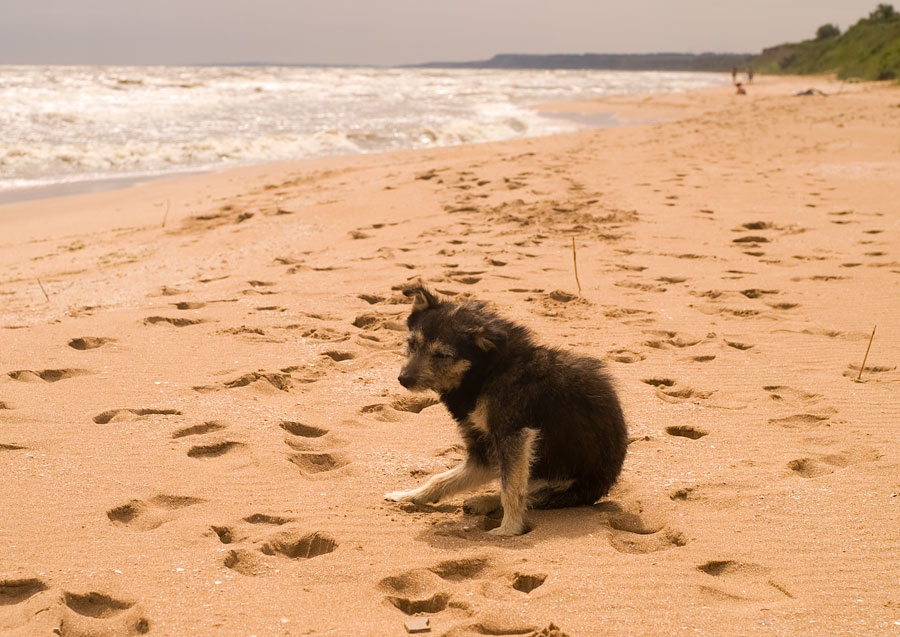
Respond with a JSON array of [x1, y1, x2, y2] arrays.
[[0, 66, 729, 194]]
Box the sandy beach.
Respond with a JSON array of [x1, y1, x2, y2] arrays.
[[1, 74, 898, 636]]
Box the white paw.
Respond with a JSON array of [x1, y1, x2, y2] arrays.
[[385, 490, 417, 503], [488, 521, 527, 536]]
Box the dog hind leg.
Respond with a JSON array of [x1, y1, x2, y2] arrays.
[[529, 478, 601, 509], [463, 492, 501, 515], [528, 480, 583, 509]]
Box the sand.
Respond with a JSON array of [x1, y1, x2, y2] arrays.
[[1, 75, 898, 636]]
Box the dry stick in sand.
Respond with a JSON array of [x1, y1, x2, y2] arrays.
[[161, 199, 171, 228], [856, 325, 877, 382], [571, 236, 582, 295], [37, 278, 50, 302]]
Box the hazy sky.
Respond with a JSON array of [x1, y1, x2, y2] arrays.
[[0, 1, 883, 66]]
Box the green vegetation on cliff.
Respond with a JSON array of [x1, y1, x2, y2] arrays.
[[754, 4, 900, 80]]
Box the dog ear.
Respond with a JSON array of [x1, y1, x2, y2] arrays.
[[471, 324, 507, 353], [402, 281, 440, 312]]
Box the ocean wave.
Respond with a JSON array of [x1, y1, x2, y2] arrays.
[[0, 66, 729, 194]]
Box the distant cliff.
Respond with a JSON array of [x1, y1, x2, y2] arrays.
[[418, 53, 752, 73], [753, 4, 900, 80], [415, 5, 900, 81]]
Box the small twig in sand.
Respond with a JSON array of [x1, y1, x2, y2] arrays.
[[856, 325, 877, 382], [37, 278, 50, 303], [571, 236, 582, 296], [161, 199, 171, 228]]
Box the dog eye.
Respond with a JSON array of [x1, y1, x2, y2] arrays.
[[434, 351, 453, 359]]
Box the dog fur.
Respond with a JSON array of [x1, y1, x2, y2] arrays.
[[385, 282, 628, 536]]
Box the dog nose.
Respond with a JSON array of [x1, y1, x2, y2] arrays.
[[398, 373, 412, 388]]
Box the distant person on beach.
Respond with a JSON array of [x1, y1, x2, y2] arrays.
[[747, 67, 754, 83], [732, 67, 738, 84]]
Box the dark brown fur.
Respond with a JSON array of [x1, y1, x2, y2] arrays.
[[385, 282, 627, 535]]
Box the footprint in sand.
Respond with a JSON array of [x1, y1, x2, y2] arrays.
[[642, 378, 713, 405], [171, 421, 250, 461], [0, 577, 48, 605], [767, 413, 834, 428], [322, 350, 356, 363], [696, 559, 793, 602], [143, 316, 206, 327], [665, 425, 709, 440], [186, 439, 247, 459], [445, 270, 484, 286], [739, 288, 779, 300], [380, 567, 456, 617], [763, 386, 834, 427], [280, 420, 329, 440], [843, 363, 898, 381], [764, 385, 823, 407], [351, 312, 407, 334], [287, 324, 352, 343], [605, 348, 645, 364], [603, 307, 655, 326], [615, 279, 668, 294], [641, 330, 703, 350], [68, 337, 114, 350], [786, 446, 881, 479], [279, 420, 350, 477], [357, 293, 386, 305], [287, 451, 349, 476], [724, 339, 754, 351], [60, 591, 150, 635], [177, 207, 253, 233], [171, 301, 207, 310], [172, 421, 227, 439], [597, 501, 687, 555], [193, 370, 298, 394], [381, 559, 482, 616], [360, 395, 440, 424], [380, 556, 553, 635], [93, 408, 181, 424], [0, 578, 150, 636], [511, 572, 549, 594], [526, 291, 592, 319], [452, 621, 568, 637], [8, 368, 91, 383], [212, 514, 337, 576], [106, 494, 206, 531], [731, 234, 770, 247]]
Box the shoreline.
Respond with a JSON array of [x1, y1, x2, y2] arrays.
[[0, 111, 624, 209], [0, 169, 216, 207], [0, 69, 738, 209], [2, 74, 898, 635], [1, 73, 837, 214], [2, 67, 731, 210]]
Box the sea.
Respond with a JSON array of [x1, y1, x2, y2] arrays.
[[0, 65, 729, 203]]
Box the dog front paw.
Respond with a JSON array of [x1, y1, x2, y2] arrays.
[[385, 490, 423, 503], [488, 520, 528, 536]]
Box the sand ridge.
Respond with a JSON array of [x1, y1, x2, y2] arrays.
[[1, 75, 899, 635]]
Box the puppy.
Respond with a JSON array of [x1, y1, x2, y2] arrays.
[[385, 282, 627, 536]]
